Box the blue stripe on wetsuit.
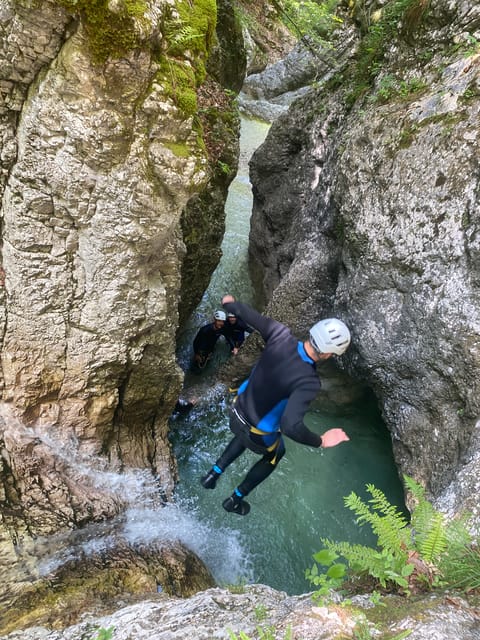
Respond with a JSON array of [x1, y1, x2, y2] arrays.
[[236, 343, 314, 446], [297, 340, 314, 364], [237, 378, 249, 395], [226, 301, 322, 449], [255, 344, 312, 443]]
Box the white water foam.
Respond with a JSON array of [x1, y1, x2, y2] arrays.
[[20, 425, 253, 586], [122, 500, 254, 586]]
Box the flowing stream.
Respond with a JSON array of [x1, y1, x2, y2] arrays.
[[170, 117, 407, 594]]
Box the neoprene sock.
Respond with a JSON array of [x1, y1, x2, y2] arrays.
[[222, 488, 250, 516]]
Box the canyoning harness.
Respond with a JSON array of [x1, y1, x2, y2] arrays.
[[230, 401, 282, 465]]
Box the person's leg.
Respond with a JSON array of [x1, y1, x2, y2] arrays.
[[216, 436, 246, 469], [201, 436, 245, 489], [237, 448, 285, 495], [223, 438, 286, 515]]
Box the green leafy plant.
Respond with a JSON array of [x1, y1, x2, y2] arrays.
[[442, 543, 480, 593], [369, 590, 385, 607], [347, 0, 430, 105], [254, 604, 268, 622], [217, 160, 232, 175], [274, 0, 342, 42], [306, 476, 478, 598], [228, 632, 252, 640], [58, 0, 148, 63], [93, 627, 114, 640], [352, 618, 375, 640], [374, 74, 427, 103], [352, 615, 412, 639], [224, 580, 247, 594], [228, 626, 292, 640], [305, 547, 347, 598], [449, 34, 480, 59]]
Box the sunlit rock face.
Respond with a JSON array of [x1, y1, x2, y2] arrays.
[[0, 0, 243, 591], [249, 0, 480, 516]]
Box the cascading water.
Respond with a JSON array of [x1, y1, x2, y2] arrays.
[[171, 117, 407, 594], [1, 402, 252, 599], [3, 119, 269, 602]]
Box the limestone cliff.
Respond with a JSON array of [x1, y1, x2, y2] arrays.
[[249, 0, 480, 517], [0, 0, 243, 602]]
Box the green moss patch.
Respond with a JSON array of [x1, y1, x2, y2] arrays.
[[57, 0, 149, 63], [162, 0, 216, 83], [344, 0, 430, 106]]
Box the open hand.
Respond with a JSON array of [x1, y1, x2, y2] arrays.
[[321, 428, 350, 448]]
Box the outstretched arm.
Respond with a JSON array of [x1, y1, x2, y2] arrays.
[[221, 295, 284, 343], [281, 389, 350, 448]]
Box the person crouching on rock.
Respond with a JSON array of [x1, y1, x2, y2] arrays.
[[192, 310, 234, 371]]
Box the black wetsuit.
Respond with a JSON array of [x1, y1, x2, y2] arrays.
[[215, 301, 322, 497], [223, 317, 251, 349], [193, 323, 224, 353], [192, 322, 233, 368]]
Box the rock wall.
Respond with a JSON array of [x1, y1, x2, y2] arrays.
[[249, 0, 480, 517], [3, 585, 479, 640], [0, 0, 243, 593]]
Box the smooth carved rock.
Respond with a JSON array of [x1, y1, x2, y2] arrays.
[[1, 586, 479, 640], [0, 537, 214, 634]]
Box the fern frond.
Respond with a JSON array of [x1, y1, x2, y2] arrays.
[[322, 538, 410, 588], [322, 539, 380, 574], [416, 512, 448, 562], [367, 483, 407, 520], [405, 475, 449, 562], [410, 495, 435, 538], [403, 474, 426, 502], [171, 25, 203, 45], [344, 488, 410, 555], [444, 514, 473, 549]]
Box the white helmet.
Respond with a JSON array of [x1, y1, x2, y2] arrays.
[[309, 318, 351, 356], [214, 310, 226, 321]]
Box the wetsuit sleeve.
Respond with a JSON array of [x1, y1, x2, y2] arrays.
[[223, 301, 282, 343], [192, 326, 205, 351], [280, 386, 323, 447], [193, 324, 215, 352], [240, 319, 254, 333]]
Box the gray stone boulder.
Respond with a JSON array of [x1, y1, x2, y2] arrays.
[[0, 0, 242, 609]]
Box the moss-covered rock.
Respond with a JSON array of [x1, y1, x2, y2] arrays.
[[0, 538, 214, 634], [56, 0, 150, 63]]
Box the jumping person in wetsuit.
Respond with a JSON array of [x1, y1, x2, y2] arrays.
[[200, 295, 351, 515]]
